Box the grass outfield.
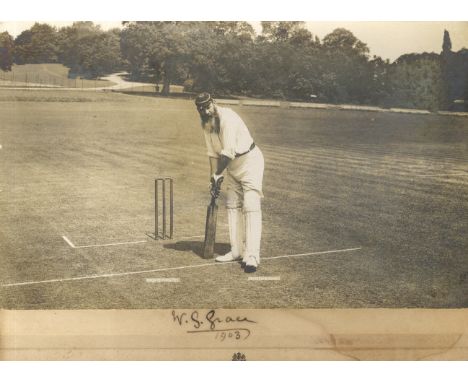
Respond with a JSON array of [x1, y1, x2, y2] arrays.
[[0, 64, 115, 88], [0, 89, 467, 309]]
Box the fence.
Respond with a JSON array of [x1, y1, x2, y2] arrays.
[[0, 71, 185, 93], [0, 71, 109, 90]]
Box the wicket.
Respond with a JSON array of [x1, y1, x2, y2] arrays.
[[155, 177, 174, 239]]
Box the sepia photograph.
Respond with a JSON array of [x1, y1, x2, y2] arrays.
[[1, 2, 468, 361]]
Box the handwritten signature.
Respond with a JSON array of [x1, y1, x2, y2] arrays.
[[171, 310, 256, 340]]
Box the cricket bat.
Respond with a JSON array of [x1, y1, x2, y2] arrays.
[[203, 194, 218, 259]]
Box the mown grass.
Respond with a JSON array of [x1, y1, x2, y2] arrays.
[[0, 89, 467, 309], [0, 89, 126, 102]]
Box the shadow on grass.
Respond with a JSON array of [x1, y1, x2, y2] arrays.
[[163, 240, 230, 259]]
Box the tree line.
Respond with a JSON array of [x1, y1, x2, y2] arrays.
[[0, 22, 122, 78], [1, 21, 467, 110]]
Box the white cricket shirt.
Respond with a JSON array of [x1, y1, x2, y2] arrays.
[[203, 106, 254, 160]]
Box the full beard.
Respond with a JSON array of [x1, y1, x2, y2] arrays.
[[200, 113, 212, 126], [201, 114, 220, 134]]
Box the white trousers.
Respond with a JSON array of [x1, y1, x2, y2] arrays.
[[225, 147, 264, 264]]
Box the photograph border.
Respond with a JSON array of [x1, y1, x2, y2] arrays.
[[1, 0, 468, 361]]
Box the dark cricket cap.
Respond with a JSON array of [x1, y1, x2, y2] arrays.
[[195, 92, 212, 106]]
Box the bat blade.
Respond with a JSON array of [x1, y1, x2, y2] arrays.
[[203, 197, 218, 259]]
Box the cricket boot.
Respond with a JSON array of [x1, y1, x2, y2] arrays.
[[243, 210, 262, 273], [215, 207, 244, 262]]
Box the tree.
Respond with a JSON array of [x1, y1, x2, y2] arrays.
[[57, 21, 102, 66], [14, 23, 58, 64], [461, 49, 468, 109], [121, 22, 194, 94], [322, 28, 369, 57], [387, 53, 445, 110], [246, 22, 322, 99], [289, 28, 314, 47], [440, 29, 457, 109], [259, 21, 306, 42], [120, 22, 156, 80], [0, 31, 14, 71], [209, 21, 255, 42], [153, 22, 195, 95], [320, 28, 372, 103], [442, 29, 452, 54], [121, 22, 236, 95], [57, 22, 123, 77], [117, 22, 398, 105], [368, 56, 391, 105], [449, 48, 468, 108], [188, 22, 257, 94]]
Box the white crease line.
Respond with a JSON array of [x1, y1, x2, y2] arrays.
[[148, 233, 229, 242], [62, 236, 76, 248], [74, 240, 147, 248], [248, 276, 281, 281], [146, 278, 180, 283], [173, 232, 229, 240], [1, 247, 361, 287], [62, 235, 146, 248], [177, 235, 205, 240], [266, 247, 362, 260], [2, 263, 227, 287]]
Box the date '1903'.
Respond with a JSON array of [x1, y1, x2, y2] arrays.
[[172, 310, 256, 341]]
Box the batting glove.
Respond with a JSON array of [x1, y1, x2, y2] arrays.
[[210, 173, 224, 198]]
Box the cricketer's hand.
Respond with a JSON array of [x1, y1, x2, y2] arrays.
[[210, 173, 224, 198]]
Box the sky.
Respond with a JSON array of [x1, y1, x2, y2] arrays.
[[1, 1, 467, 62], [305, 21, 468, 61]]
